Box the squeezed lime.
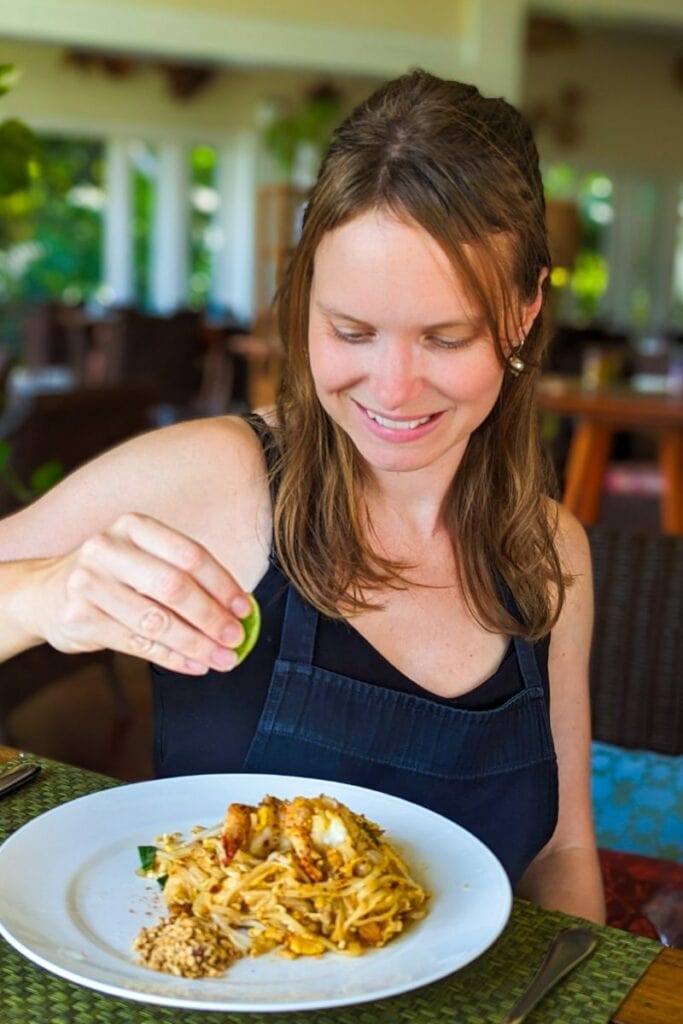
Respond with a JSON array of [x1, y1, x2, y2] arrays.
[[234, 595, 261, 665]]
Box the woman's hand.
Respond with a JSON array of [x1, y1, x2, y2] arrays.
[[32, 512, 252, 675]]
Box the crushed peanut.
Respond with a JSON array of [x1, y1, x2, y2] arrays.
[[132, 912, 240, 978]]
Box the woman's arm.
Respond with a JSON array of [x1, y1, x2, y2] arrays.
[[516, 504, 606, 923], [0, 415, 271, 674]]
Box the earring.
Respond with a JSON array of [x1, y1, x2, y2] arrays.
[[508, 348, 525, 375]]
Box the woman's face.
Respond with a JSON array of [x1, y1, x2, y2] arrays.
[[307, 208, 512, 480]]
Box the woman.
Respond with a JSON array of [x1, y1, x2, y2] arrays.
[[0, 71, 604, 922]]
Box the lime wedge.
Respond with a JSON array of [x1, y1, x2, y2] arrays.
[[234, 594, 261, 665]]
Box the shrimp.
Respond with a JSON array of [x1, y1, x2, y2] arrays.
[[280, 797, 325, 881], [220, 803, 254, 865]]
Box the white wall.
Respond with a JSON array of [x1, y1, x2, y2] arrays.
[[523, 22, 683, 178], [0, 41, 381, 143]]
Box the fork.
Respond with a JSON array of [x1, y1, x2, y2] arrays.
[[500, 927, 598, 1024], [0, 762, 42, 799]]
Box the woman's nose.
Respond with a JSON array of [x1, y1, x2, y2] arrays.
[[371, 343, 423, 410]]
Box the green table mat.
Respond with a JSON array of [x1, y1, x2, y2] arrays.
[[0, 756, 661, 1024]]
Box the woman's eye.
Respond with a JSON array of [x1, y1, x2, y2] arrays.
[[428, 335, 471, 350], [331, 326, 370, 343]]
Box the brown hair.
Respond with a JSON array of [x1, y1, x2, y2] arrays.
[[271, 69, 566, 640]]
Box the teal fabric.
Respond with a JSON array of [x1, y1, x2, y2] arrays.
[[591, 741, 683, 862]]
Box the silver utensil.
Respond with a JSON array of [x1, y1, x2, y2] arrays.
[[500, 926, 598, 1024], [0, 762, 41, 798]]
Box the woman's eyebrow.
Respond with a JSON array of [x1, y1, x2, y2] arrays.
[[315, 303, 373, 326], [315, 302, 479, 331]]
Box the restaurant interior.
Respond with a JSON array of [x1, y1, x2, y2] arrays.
[[0, 0, 681, 976]]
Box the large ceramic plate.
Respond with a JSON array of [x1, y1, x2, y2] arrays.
[[0, 774, 511, 1012]]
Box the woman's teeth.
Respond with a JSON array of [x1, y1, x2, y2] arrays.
[[366, 410, 432, 430]]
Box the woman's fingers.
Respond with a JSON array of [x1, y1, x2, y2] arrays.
[[52, 512, 253, 671], [77, 532, 244, 652], [58, 593, 211, 675], [66, 571, 238, 673], [109, 513, 251, 617]]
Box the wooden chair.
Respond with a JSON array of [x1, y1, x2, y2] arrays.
[[0, 646, 128, 747], [0, 385, 154, 516], [92, 308, 203, 413], [22, 301, 90, 383], [0, 384, 155, 743]]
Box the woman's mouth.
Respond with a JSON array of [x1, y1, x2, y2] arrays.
[[366, 409, 432, 430], [353, 401, 444, 440]]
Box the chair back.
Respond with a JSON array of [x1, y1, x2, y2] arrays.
[[588, 526, 683, 755], [94, 308, 202, 408], [22, 302, 90, 382], [0, 385, 153, 515]]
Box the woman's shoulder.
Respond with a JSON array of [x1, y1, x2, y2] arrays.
[[545, 498, 591, 580], [0, 414, 273, 572], [96, 412, 268, 483], [77, 413, 271, 519], [544, 499, 593, 655], [125, 412, 267, 461]]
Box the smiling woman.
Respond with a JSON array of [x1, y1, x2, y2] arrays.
[[0, 70, 604, 927], [307, 210, 512, 477]]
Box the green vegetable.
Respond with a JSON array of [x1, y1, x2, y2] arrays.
[[137, 845, 158, 872], [157, 874, 168, 890], [358, 820, 380, 845], [234, 594, 261, 665]]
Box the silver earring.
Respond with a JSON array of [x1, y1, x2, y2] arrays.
[[508, 349, 525, 375]]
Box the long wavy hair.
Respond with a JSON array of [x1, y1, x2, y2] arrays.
[[269, 70, 566, 640]]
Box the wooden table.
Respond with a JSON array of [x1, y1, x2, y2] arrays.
[[1, 745, 681, 1023], [537, 378, 683, 534]]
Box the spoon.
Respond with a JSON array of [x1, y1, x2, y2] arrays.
[[500, 926, 598, 1024]]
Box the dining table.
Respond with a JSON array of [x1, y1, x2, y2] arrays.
[[1, 745, 681, 1024], [536, 376, 683, 535]]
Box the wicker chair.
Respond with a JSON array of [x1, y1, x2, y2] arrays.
[[587, 526, 683, 945], [587, 526, 683, 756]]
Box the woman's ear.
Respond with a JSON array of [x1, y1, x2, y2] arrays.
[[520, 267, 549, 340]]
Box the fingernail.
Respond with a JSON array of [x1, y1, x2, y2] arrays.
[[230, 595, 251, 618], [211, 647, 238, 670], [185, 659, 208, 674], [221, 623, 244, 646]]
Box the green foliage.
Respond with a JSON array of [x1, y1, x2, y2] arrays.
[[264, 85, 342, 177], [188, 145, 217, 309], [0, 439, 63, 505], [0, 65, 44, 198], [132, 157, 153, 309], [0, 135, 103, 345], [542, 162, 613, 323], [0, 119, 43, 196], [30, 459, 64, 494], [570, 251, 609, 321], [0, 67, 103, 345]]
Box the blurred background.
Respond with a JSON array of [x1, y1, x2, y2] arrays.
[[0, 0, 681, 784]]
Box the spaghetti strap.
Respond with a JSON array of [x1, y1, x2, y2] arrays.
[[242, 412, 281, 503]]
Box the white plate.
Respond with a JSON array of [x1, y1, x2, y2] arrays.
[[0, 774, 511, 1012]]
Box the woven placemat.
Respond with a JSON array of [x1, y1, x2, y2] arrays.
[[0, 756, 661, 1024]]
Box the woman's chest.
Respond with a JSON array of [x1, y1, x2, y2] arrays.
[[346, 585, 510, 699]]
